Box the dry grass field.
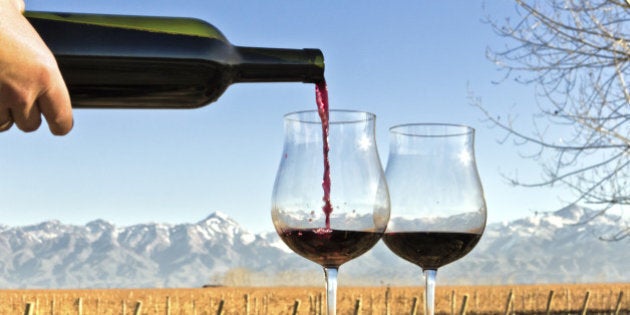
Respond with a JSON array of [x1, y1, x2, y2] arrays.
[[2, 283, 628, 314]]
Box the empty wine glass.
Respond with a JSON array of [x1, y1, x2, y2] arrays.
[[271, 110, 390, 315], [382, 123, 487, 315]]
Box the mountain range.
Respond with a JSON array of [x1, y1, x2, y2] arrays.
[[0, 205, 627, 288]]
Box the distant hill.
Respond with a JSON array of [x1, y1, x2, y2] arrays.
[[0, 205, 627, 288]]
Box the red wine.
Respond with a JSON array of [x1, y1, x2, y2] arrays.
[[383, 232, 481, 270], [280, 228, 382, 267], [26, 11, 324, 108], [315, 81, 332, 229]]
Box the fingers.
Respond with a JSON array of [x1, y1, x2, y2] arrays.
[[0, 83, 40, 133], [0, 99, 72, 135], [0, 107, 42, 133], [12, 102, 43, 132], [0, 80, 71, 134]]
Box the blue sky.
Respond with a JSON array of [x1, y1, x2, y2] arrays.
[[1, 1, 573, 233]]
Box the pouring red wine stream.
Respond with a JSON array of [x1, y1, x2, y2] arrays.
[[315, 81, 333, 230]]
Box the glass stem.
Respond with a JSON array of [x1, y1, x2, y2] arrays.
[[424, 269, 437, 315], [324, 267, 338, 315]]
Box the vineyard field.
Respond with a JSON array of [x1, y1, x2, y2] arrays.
[[3, 283, 629, 314]]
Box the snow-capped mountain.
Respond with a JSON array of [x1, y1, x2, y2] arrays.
[[0, 212, 304, 288], [0, 206, 627, 288], [359, 204, 629, 286], [466, 205, 629, 284]]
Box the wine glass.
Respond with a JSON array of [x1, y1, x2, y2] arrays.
[[382, 123, 487, 315], [271, 110, 390, 315]]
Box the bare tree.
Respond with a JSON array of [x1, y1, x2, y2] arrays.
[[475, 0, 630, 240]]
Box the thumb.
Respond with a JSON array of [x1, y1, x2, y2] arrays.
[[38, 76, 74, 136]]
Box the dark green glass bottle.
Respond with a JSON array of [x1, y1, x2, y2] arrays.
[[25, 11, 325, 109]]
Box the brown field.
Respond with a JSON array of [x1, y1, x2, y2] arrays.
[[2, 283, 628, 314]]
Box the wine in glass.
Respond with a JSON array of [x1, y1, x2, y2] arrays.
[[271, 110, 390, 315], [382, 123, 487, 315]]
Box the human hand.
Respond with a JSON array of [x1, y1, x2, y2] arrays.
[[0, 0, 73, 135]]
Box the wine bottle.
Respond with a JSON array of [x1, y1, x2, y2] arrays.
[[25, 11, 325, 109]]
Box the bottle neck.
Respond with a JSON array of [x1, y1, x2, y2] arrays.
[[234, 46, 325, 84]]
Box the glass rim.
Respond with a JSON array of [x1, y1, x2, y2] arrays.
[[389, 123, 475, 137], [284, 109, 376, 125]]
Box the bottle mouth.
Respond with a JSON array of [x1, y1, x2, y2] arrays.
[[235, 47, 325, 83]]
